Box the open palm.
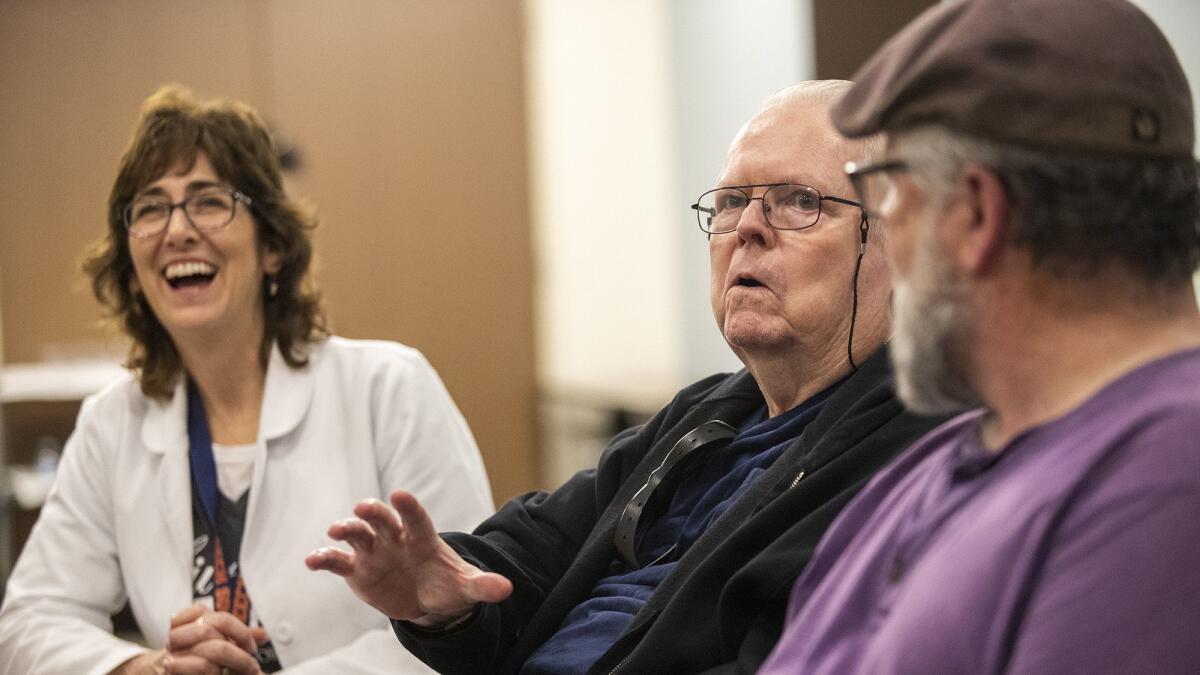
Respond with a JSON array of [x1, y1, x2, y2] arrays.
[[306, 490, 512, 625]]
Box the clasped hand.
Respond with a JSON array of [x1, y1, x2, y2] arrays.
[[163, 604, 265, 675], [116, 604, 265, 675]]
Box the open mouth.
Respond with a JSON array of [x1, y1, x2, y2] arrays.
[[164, 261, 218, 290], [735, 275, 765, 288]]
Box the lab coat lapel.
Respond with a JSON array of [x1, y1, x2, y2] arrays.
[[143, 377, 194, 571], [243, 344, 316, 543], [258, 343, 315, 442]]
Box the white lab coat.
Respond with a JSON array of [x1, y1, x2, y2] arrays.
[[0, 336, 495, 674]]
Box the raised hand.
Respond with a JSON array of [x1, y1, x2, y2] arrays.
[[306, 490, 512, 626]]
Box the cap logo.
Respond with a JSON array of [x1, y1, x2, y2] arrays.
[[1131, 108, 1161, 144]]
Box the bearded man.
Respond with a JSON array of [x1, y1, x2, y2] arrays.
[[762, 0, 1200, 673]]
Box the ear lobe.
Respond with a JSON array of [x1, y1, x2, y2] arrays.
[[957, 165, 1008, 276], [262, 247, 283, 275]]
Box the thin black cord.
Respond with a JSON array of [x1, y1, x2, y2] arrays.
[[846, 214, 870, 372]]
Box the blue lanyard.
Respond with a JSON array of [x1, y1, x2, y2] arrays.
[[186, 379, 220, 524], [184, 378, 272, 669]]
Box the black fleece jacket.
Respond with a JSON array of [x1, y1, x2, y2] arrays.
[[394, 347, 944, 674]]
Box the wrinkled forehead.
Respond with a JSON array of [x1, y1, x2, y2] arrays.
[[719, 99, 859, 193]]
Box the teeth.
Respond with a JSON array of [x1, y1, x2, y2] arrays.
[[165, 261, 216, 280]]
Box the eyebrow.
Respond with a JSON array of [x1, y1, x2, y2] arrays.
[[133, 179, 225, 201]]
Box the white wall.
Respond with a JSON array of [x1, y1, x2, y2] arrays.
[[524, 0, 683, 405], [525, 0, 816, 405], [668, 0, 816, 382]]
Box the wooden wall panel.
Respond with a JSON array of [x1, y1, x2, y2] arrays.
[[266, 0, 538, 502], [0, 0, 263, 362], [0, 0, 537, 503]]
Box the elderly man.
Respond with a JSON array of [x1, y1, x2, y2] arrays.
[[761, 1, 1200, 673], [306, 81, 942, 674]]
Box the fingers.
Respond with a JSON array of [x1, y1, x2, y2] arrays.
[[353, 498, 405, 543], [326, 517, 378, 554], [210, 612, 258, 655], [168, 612, 258, 656], [389, 490, 439, 542], [170, 603, 207, 629], [167, 618, 219, 652], [305, 546, 356, 576], [164, 638, 260, 674]]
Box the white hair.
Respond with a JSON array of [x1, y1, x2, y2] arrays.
[[763, 80, 885, 166]]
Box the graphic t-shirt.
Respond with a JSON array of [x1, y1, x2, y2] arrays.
[[190, 442, 282, 672]]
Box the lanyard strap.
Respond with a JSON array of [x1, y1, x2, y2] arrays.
[[184, 380, 280, 671], [186, 379, 220, 524]]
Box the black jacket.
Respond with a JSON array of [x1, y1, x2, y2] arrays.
[[394, 347, 943, 673]]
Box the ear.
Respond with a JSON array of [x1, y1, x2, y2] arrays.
[[262, 246, 283, 276], [954, 164, 1009, 277], [129, 274, 141, 296]]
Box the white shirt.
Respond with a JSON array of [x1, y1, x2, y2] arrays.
[[213, 441, 258, 501], [0, 337, 495, 674]]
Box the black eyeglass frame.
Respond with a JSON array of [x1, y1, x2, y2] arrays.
[[122, 187, 254, 240], [689, 182, 863, 235], [844, 160, 911, 221]]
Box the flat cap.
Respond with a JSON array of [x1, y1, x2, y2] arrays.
[[832, 0, 1195, 157]]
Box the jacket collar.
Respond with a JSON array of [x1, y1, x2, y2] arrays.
[[705, 367, 761, 402], [141, 342, 317, 453]]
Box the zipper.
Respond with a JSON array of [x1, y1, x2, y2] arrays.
[[607, 654, 631, 675], [787, 469, 806, 490]]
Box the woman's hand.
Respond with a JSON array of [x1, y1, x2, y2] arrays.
[[161, 604, 265, 675], [305, 489, 513, 627]]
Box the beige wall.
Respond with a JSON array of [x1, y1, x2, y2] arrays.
[[0, 0, 538, 503], [524, 0, 683, 403]]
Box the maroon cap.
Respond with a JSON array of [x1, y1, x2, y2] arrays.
[[832, 0, 1195, 157]]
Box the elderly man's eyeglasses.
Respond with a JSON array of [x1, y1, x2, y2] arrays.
[[844, 161, 910, 223], [691, 183, 862, 235], [123, 187, 253, 239]]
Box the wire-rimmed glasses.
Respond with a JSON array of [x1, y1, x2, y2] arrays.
[[690, 183, 862, 234]]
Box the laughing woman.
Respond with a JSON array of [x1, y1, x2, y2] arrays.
[[0, 86, 494, 675]]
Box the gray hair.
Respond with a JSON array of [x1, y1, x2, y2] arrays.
[[894, 126, 1200, 286]]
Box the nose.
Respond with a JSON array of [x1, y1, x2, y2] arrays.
[[734, 197, 773, 246], [162, 203, 198, 247]]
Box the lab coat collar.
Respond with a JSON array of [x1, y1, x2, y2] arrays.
[[141, 342, 317, 453]]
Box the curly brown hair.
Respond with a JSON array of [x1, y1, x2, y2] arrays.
[[83, 85, 328, 401]]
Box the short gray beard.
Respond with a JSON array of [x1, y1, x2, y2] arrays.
[[891, 221, 982, 415]]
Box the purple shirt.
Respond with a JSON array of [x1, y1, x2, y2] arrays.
[[760, 348, 1200, 675]]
